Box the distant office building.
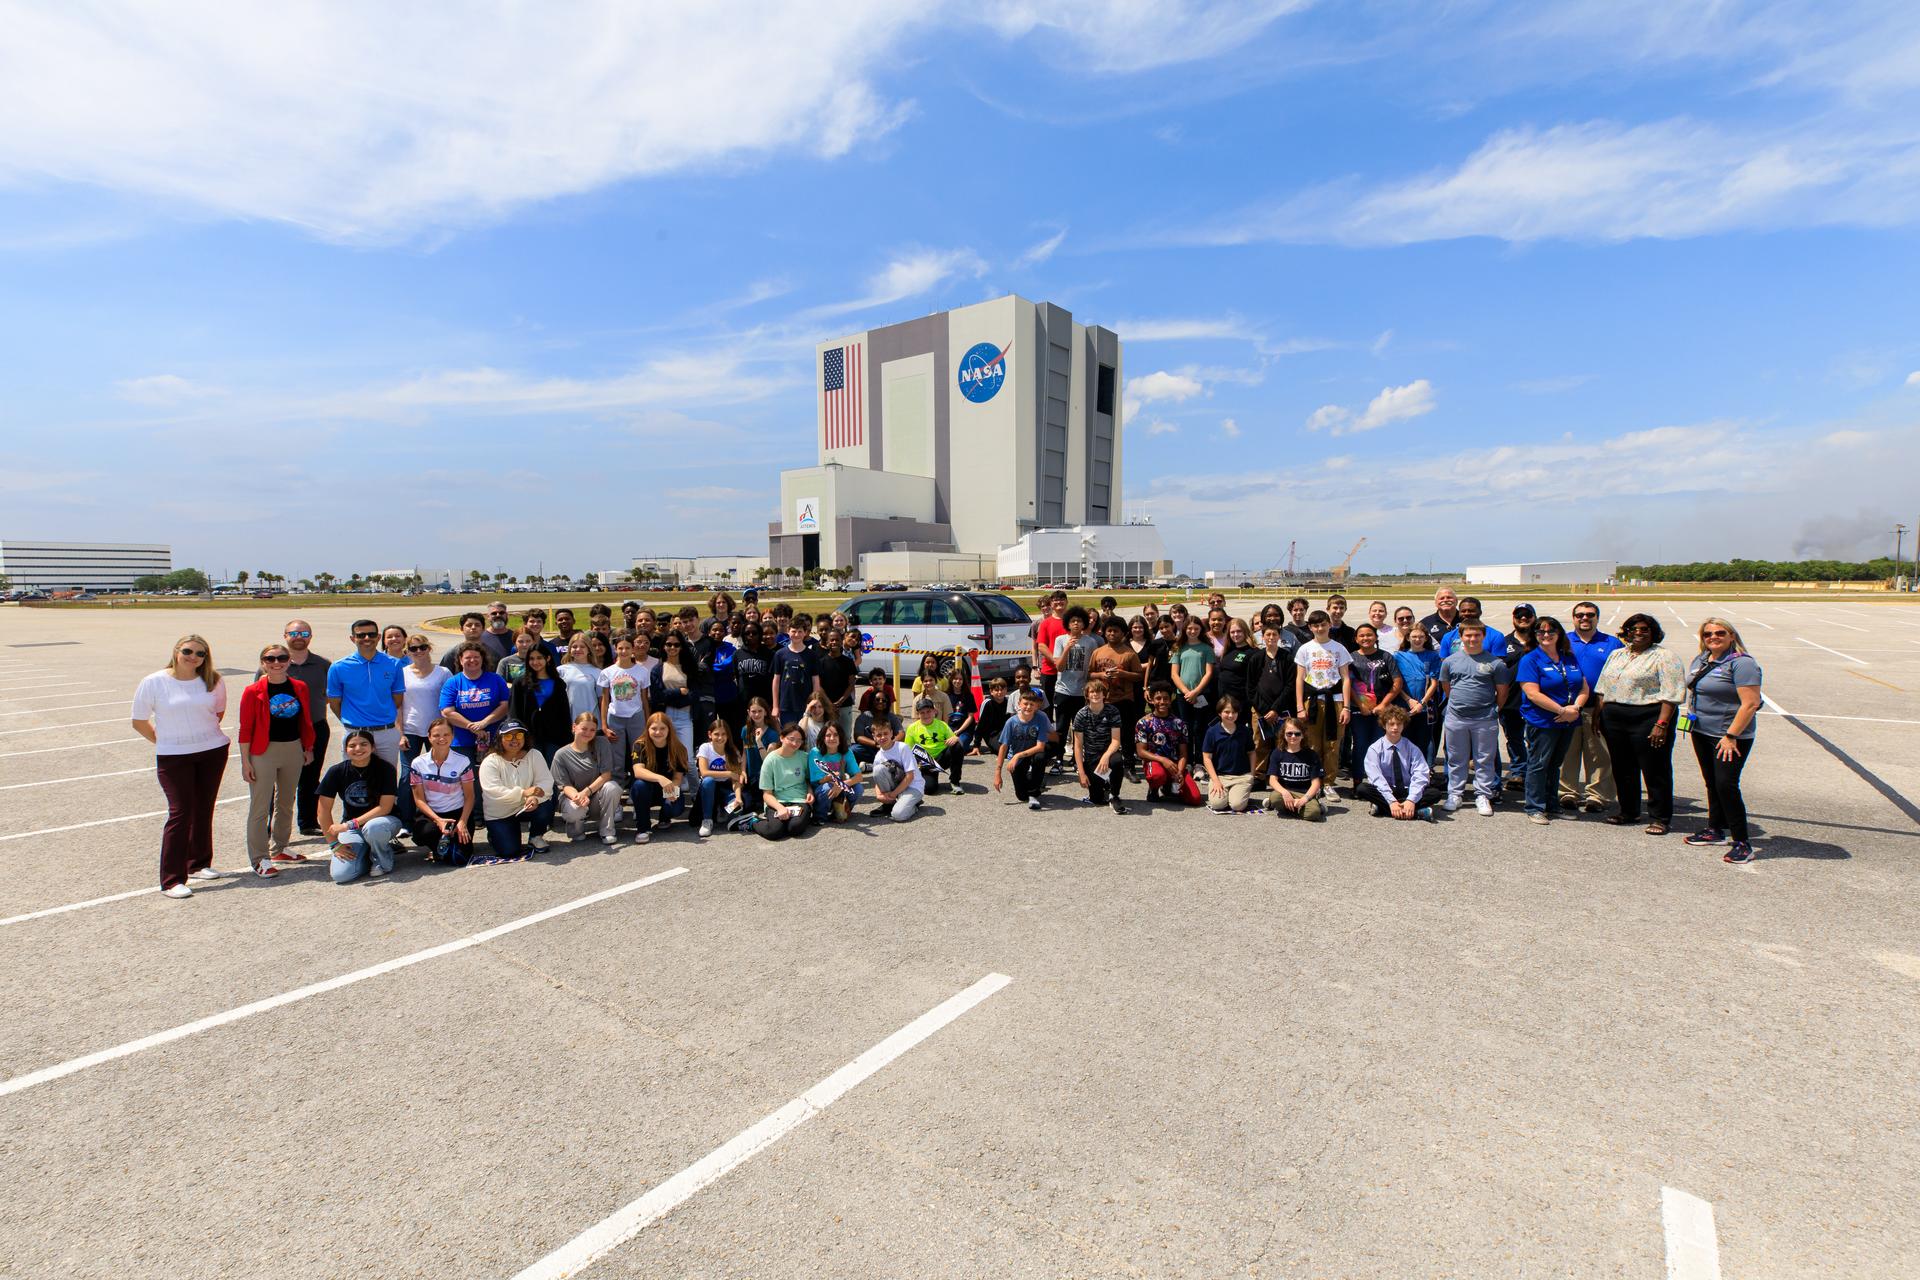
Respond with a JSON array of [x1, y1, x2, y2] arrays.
[[770, 294, 1123, 583], [629, 555, 769, 585], [0, 540, 171, 591], [1466, 560, 1617, 586]]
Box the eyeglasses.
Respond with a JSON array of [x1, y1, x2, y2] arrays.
[[178, 648, 206, 658], [1572, 612, 1598, 619], [353, 632, 378, 641], [1702, 629, 1730, 638], [261, 653, 289, 663], [285, 630, 311, 639], [407, 644, 431, 652], [1282, 731, 1304, 739]]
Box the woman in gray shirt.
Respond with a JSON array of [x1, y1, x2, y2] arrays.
[[1680, 618, 1763, 864]]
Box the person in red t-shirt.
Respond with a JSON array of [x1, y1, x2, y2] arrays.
[[1032, 590, 1069, 709]]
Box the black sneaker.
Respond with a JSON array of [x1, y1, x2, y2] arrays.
[[1683, 828, 1726, 846], [1110, 799, 1127, 815], [871, 805, 892, 818], [298, 825, 323, 837], [1723, 841, 1755, 864]]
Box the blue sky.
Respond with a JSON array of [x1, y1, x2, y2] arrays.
[[3, 0, 1918, 579]]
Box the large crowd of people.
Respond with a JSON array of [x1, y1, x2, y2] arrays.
[[128, 585, 1766, 897]]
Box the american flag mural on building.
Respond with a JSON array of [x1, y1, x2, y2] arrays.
[[822, 342, 862, 451]]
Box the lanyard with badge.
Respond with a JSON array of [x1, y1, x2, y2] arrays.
[[1677, 656, 1727, 734]]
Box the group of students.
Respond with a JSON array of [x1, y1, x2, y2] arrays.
[[1015, 586, 1764, 862], [128, 585, 1766, 897]]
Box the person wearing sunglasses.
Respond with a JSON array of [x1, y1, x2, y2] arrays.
[[479, 602, 516, 665], [1515, 616, 1590, 824], [239, 643, 316, 877], [1263, 717, 1327, 821], [1681, 619, 1764, 864], [267, 619, 331, 835], [326, 619, 406, 775], [396, 632, 450, 829], [477, 719, 555, 860], [1592, 613, 1685, 835], [649, 632, 698, 758], [1561, 601, 1623, 813], [133, 634, 231, 898]]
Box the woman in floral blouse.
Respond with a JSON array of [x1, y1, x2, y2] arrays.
[[1592, 613, 1686, 834]]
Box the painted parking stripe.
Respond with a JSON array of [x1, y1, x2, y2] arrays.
[[0, 717, 135, 736], [0, 682, 92, 693], [0, 687, 113, 701], [0, 767, 151, 791], [0, 867, 267, 928], [1795, 637, 1867, 664], [1661, 1187, 1721, 1280], [0, 700, 127, 718], [0, 795, 246, 843], [514, 971, 1013, 1280], [1762, 695, 1920, 827], [0, 738, 149, 760], [1822, 618, 1868, 632], [0, 867, 690, 1099]]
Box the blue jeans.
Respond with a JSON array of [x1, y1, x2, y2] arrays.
[[329, 815, 403, 883], [630, 778, 688, 827], [699, 775, 737, 820], [813, 780, 863, 819], [483, 797, 554, 859], [1523, 722, 1577, 815], [394, 732, 429, 827]]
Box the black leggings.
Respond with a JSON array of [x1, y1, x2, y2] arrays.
[[1601, 703, 1675, 824], [1690, 731, 1754, 842], [756, 805, 812, 840]]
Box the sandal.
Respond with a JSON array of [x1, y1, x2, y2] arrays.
[[1603, 814, 1633, 826], [1644, 822, 1668, 836]]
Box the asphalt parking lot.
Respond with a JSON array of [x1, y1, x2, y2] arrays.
[[1, 596, 1916, 1278]]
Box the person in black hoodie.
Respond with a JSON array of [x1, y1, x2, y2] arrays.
[[1213, 617, 1260, 724], [1249, 621, 1295, 779], [510, 642, 574, 763], [1500, 603, 1539, 790]]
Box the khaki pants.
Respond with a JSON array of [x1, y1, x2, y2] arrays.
[[1302, 709, 1343, 788], [1558, 708, 1616, 806], [245, 738, 305, 866], [1207, 773, 1253, 812], [1265, 789, 1326, 821]]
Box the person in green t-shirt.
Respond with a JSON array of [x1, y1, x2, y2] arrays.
[[756, 722, 813, 841], [903, 696, 961, 791]]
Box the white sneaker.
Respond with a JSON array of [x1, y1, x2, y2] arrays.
[[634, 830, 650, 844], [1027, 797, 1042, 811], [1475, 795, 1493, 816], [1444, 796, 1461, 812], [601, 833, 618, 845], [163, 883, 193, 899], [188, 867, 222, 881], [698, 820, 714, 837], [369, 864, 390, 877]]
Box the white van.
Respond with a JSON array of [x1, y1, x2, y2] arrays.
[[840, 591, 1032, 682]]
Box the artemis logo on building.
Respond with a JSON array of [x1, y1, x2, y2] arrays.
[[957, 342, 1008, 404]]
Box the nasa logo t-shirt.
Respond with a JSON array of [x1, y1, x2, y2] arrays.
[[317, 758, 397, 822], [266, 685, 304, 742]]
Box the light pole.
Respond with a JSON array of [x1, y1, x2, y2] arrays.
[[1897, 524, 1909, 590]]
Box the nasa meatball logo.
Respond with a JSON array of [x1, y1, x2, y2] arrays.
[[957, 342, 1008, 404]]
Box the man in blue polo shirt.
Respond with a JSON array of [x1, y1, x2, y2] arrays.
[[1561, 599, 1623, 811], [1439, 596, 1508, 659], [327, 619, 407, 770]]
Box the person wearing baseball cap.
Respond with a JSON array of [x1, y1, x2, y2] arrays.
[[477, 719, 554, 862], [1499, 604, 1541, 791], [904, 695, 962, 791]]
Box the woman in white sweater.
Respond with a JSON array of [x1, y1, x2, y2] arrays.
[[477, 719, 554, 862], [131, 633, 231, 898]]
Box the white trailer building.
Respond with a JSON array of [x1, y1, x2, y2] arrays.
[[1466, 559, 1616, 586]]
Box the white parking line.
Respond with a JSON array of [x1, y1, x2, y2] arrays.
[[0, 700, 127, 718], [0, 866, 690, 1099], [0, 868, 263, 928], [1822, 618, 1868, 632], [0, 767, 151, 791], [0, 737, 148, 759], [1761, 710, 1920, 725], [1795, 637, 1867, 664], [514, 971, 1013, 1280], [0, 682, 92, 693], [0, 687, 113, 701], [0, 716, 134, 735], [0, 795, 245, 843], [1661, 1186, 1721, 1280], [1731, 613, 1774, 630]]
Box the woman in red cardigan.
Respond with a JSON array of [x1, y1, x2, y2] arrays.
[[240, 642, 317, 877]]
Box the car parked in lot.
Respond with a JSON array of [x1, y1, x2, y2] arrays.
[[840, 590, 1032, 682]]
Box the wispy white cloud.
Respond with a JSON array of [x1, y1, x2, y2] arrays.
[[1370, 329, 1393, 356], [116, 373, 224, 404], [1306, 379, 1435, 435], [1013, 227, 1068, 267], [1140, 419, 1179, 436], [1192, 118, 1920, 245], [1218, 417, 1242, 439], [1126, 369, 1204, 404], [1906, 370, 1920, 387], [1115, 316, 1254, 342], [810, 247, 988, 317], [1513, 374, 1596, 394], [983, 0, 1310, 73]]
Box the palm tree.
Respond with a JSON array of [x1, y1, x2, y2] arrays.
[[235, 570, 250, 589], [584, 572, 599, 588]]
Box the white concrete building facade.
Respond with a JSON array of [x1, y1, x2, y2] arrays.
[[0, 540, 171, 591], [996, 521, 1172, 585], [770, 294, 1122, 583]]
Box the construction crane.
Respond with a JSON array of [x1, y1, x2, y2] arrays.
[[1329, 536, 1367, 584], [1264, 540, 1297, 582]]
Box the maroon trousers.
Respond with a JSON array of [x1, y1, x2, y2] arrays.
[[155, 746, 228, 888]]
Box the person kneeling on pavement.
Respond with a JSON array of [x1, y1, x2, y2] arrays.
[[477, 720, 554, 862], [1264, 717, 1328, 821], [904, 696, 962, 791], [407, 716, 475, 864], [320, 728, 403, 883], [553, 711, 622, 845], [867, 716, 925, 822], [755, 722, 814, 840], [1361, 705, 1435, 821]]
